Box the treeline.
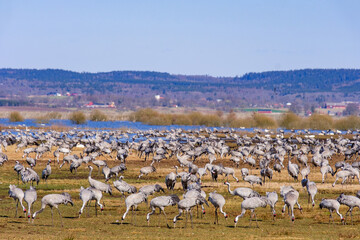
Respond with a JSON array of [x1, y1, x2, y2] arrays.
[[131, 109, 360, 130]]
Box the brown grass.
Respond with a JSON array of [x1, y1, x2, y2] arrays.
[[1, 139, 360, 239]]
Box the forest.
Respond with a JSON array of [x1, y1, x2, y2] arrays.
[[0, 68, 359, 109]]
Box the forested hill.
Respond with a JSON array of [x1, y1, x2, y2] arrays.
[[1, 68, 360, 95], [0, 68, 360, 109]]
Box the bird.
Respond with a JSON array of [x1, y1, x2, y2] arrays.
[[138, 163, 156, 179], [165, 168, 177, 191], [241, 168, 249, 178], [234, 196, 271, 228], [121, 192, 148, 224], [70, 158, 83, 174], [300, 166, 310, 180], [14, 161, 24, 184], [32, 192, 74, 227], [41, 160, 52, 182], [79, 186, 104, 217], [183, 189, 207, 218], [301, 179, 317, 207], [173, 194, 209, 228], [221, 167, 239, 182], [26, 157, 36, 167], [88, 166, 112, 195], [21, 167, 40, 186], [146, 194, 180, 227], [282, 189, 302, 222], [24, 186, 37, 221], [102, 166, 111, 180], [208, 191, 228, 224], [224, 182, 260, 199], [113, 176, 137, 199], [319, 198, 344, 224], [91, 159, 107, 175], [287, 159, 299, 181], [336, 193, 360, 225], [139, 184, 165, 196], [320, 164, 334, 183], [243, 175, 263, 187], [266, 191, 278, 220], [332, 170, 356, 187], [260, 167, 273, 184], [8, 184, 26, 217]]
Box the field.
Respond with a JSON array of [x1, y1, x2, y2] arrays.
[[1, 142, 360, 240]]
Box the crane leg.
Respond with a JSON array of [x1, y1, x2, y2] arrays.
[[51, 207, 54, 226], [185, 211, 188, 228], [254, 212, 259, 228], [15, 199, 18, 218], [95, 201, 97, 217], [190, 210, 194, 229], [56, 208, 64, 227]]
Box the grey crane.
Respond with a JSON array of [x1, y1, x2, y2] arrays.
[[106, 163, 127, 181], [183, 189, 207, 217], [241, 168, 249, 178], [224, 182, 260, 199], [208, 191, 227, 224], [121, 192, 148, 224], [24, 186, 37, 220], [301, 179, 317, 207], [139, 184, 165, 196], [287, 159, 299, 181], [21, 167, 40, 186], [14, 161, 24, 184], [243, 175, 263, 187], [26, 157, 36, 167], [320, 164, 334, 183], [88, 166, 112, 195], [221, 166, 239, 182], [319, 198, 344, 224], [8, 184, 26, 217], [336, 193, 360, 225], [102, 166, 111, 180], [300, 166, 310, 180], [70, 158, 83, 174], [32, 192, 73, 227], [146, 194, 180, 227], [266, 191, 278, 220], [282, 189, 302, 222], [332, 170, 359, 187], [173, 194, 209, 228], [79, 186, 104, 217], [165, 169, 177, 191], [234, 196, 271, 228], [91, 159, 107, 175], [138, 163, 156, 179], [41, 160, 52, 183], [113, 176, 137, 199]]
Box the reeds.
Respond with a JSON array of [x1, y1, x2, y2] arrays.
[[9, 111, 24, 122], [69, 111, 87, 124]]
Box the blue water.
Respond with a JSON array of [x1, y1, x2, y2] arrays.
[[0, 118, 211, 131], [0, 118, 348, 134]]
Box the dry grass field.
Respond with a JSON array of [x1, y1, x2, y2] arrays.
[[1, 143, 360, 240]]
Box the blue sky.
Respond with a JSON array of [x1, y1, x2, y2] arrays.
[[0, 0, 359, 76]]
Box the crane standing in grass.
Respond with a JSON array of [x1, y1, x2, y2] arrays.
[[208, 191, 228, 224], [146, 194, 180, 227], [32, 192, 73, 227]]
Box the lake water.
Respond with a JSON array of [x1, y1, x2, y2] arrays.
[[0, 118, 345, 134]]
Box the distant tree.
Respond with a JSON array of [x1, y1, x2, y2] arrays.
[[343, 103, 359, 116], [69, 111, 87, 124], [289, 102, 302, 114]]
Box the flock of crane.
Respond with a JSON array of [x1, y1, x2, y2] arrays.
[[2, 127, 360, 228]]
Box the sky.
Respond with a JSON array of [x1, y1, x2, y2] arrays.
[[0, 0, 359, 77]]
